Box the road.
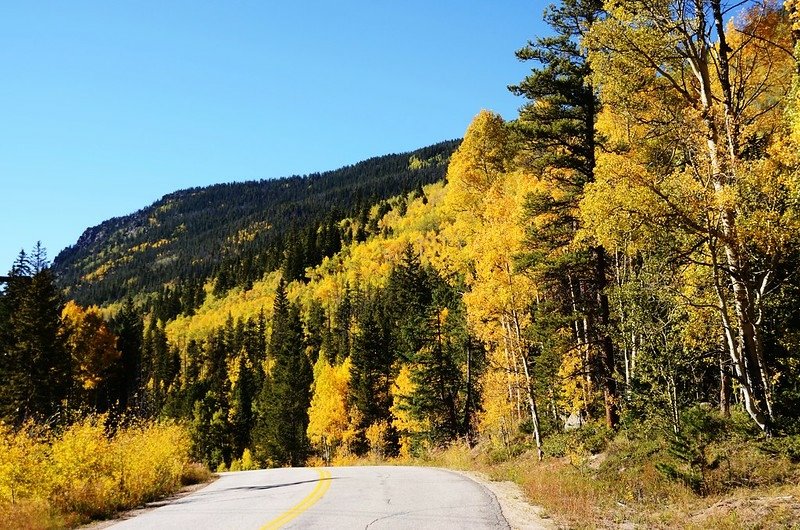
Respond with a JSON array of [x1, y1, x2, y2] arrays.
[[106, 466, 511, 529]]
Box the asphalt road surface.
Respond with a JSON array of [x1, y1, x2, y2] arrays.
[[106, 466, 510, 529]]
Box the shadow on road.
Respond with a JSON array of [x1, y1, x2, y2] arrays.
[[168, 476, 338, 506], [226, 477, 336, 492]]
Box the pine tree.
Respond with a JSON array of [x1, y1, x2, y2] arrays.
[[409, 305, 462, 444], [229, 349, 256, 457], [385, 245, 433, 362], [349, 295, 395, 453], [510, 0, 620, 429], [109, 297, 144, 412], [0, 245, 70, 424], [255, 279, 313, 466]]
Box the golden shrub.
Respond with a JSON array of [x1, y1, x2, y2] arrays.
[[113, 420, 190, 505], [0, 422, 51, 505], [0, 415, 197, 526], [49, 416, 119, 518]]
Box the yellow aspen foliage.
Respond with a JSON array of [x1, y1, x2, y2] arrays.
[[166, 272, 279, 347], [0, 422, 50, 504], [1, 420, 196, 524], [111, 419, 190, 506], [340, 407, 364, 459], [557, 346, 588, 417], [445, 110, 509, 215], [365, 420, 390, 460], [60, 301, 121, 391], [307, 356, 352, 462], [390, 364, 426, 457], [240, 448, 256, 471], [227, 347, 252, 388], [229, 449, 258, 472], [49, 416, 118, 516], [477, 362, 518, 447], [444, 108, 542, 442]]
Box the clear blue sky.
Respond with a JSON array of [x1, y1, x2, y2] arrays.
[[0, 1, 548, 271]]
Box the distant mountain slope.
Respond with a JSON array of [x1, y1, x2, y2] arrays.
[[53, 140, 459, 306]]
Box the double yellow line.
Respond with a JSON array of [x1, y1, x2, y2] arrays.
[[260, 468, 332, 530]]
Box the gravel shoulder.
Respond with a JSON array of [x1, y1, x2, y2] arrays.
[[449, 469, 555, 530]]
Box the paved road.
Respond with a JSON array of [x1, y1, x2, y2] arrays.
[[107, 466, 510, 529]]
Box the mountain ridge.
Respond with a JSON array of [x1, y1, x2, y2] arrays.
[[53, 140, 460, 306]]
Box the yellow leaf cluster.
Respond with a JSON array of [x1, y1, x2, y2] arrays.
[[307, 357, 352, 456], [61, 301, 121, 391], [0, 416, 192, 520], [390, 364, 427, 457]]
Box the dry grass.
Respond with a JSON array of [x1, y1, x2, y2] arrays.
[[410, 433, 800, 529], [180, 462, 212, 485], [0, 498, 73, 530]]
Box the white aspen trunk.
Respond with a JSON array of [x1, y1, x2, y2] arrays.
[[505, 263, 543, 460], [710, 239, 769, 431], [501, 319, 523, 426], [505, 311, 544, 461], [689, 3, 772, 431]]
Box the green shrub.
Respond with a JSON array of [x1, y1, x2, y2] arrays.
[[656, 406, 726, 495]]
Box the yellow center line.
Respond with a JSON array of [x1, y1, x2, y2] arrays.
[[260, 468, 332, 530]]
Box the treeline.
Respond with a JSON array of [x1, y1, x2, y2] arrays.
[[53, 141, 458, 306], [0, 241, 483, 469], [0, 245, 148, 423], [132, 246, 484, 468]]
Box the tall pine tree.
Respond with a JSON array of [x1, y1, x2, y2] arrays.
[[510, 0, 620, 429], [255, 279, 313, 466], [0, 245, 70, 424]]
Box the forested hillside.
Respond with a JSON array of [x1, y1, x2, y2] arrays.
[[3, 1, 800, 527], [52, 140, 458, 307]]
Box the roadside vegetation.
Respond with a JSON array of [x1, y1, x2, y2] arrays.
[[0, 417, 208, 530], [411, 409, 800, 528]]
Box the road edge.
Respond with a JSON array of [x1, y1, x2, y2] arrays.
[[444, 468, 555, 530], [80, 476, 219, 530]]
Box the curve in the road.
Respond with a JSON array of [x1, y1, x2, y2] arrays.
[[105, 465, 510, 529]]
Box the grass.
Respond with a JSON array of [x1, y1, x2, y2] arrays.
[[412, 418, 800, 529]]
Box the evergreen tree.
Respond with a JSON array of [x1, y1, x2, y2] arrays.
[[305, 299, 328, 364], [385, 245, 433, 362], [229, 349, 256, 457], [332, 283, 354, 363], [0, 245, 70, 424], [510, 0, 620, 429], [140, 317, 174, 413], [255, 279, 313, 466], [349, 294, 395, 452], [108, 296, 143, 412], [409, 305, 462, 444]]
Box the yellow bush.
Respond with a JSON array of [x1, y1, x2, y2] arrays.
[[113, 420, 190, 505], [0, 422, 50, 505], [49, 416, 120, 518], [366, 421, 389, 460], [240, 448, 257, 471], [0, 415, 198, 527]]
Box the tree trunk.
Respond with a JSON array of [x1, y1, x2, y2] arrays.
[[719, 340, 731, 417], [594, 246, 619, 429], [503, 315, 543, 461], [693, 3, 772, 432]]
